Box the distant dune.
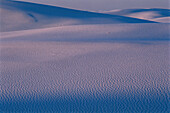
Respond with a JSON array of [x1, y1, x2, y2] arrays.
[[103, 8, 170, 23], [1, 0, 155, 32]]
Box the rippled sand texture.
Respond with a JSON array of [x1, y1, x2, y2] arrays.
[[0, 0, 169, 112], [1, 24, 169, 112]]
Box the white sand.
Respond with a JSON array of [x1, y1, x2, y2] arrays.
[[0, 1, 169, 112]]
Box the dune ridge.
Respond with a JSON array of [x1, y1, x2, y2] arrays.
[[1, 0, 156, 32], [104, 8, 170, 23]]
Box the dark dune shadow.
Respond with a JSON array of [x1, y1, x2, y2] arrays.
[[1, 0, 156, 23], [1, 36, 169, 44], [27, 13, 38, 22], [1, 90, 168, 112]]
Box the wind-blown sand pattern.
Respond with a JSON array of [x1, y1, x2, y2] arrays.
[[0, 0, 169, 112]]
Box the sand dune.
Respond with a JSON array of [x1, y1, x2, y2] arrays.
[[104, 8, 170, 23], [1, 0, 156, 32], [0, 0, 169, 112], [1, 41, 169, 112], [1, 24, 169, 42], [1, 23, 169, 112]]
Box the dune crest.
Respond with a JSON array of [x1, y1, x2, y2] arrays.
[[104, 8, 170, 23], [1, 0, 156, 32]]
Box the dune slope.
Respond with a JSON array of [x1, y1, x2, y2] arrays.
[[1, 0, 156, 32], [104, 8, 170, 23], [0, 0, 169, 112], [1, 23, 169, 112]]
